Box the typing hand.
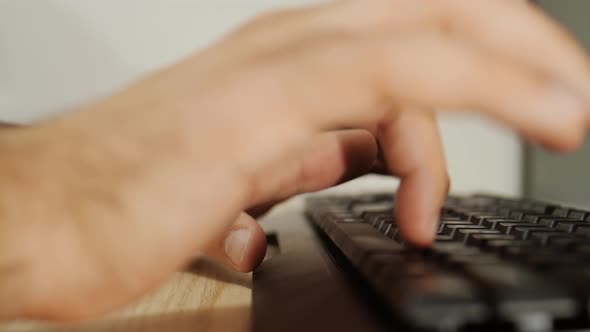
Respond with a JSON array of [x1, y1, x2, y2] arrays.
[[4, 0, 589, 321]]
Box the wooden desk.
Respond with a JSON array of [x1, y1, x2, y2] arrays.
[[0, 259, 252, 332]]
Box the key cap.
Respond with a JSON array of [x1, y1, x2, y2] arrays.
[[552, 208, 571, 218], [384, 226, 399, 239], [446, 253, 503, 267], [455, 229, 501, 243], [437, 220, 473, 234], [482, 240, 536, 253], [440, 224, 484, 237], [464, 264, 578, 320], [430, 242, 481, 256], [567, 210, 590, 221], [434, 234, 455, 242], [553, 221, 590, 233], [373, 218, 394, 231], [333, 225, 405, 265], [511, 227, 560, 240], [573, 227, 590, 237], [522, 214, 553, 223], [500, 246, 555, 260], [466, 214, 503, 225], [334, 217, 365, 224], [465, 234, 516, 247], [546, 237, 589, 248], [363, 212, 392, 226], [537, 218, 580, 228], [526, 255, 580, 270], [480, 218, 521, 229], [360, 252, 407, 279], [377, 222, 393, 234], [529, 232, 584, 246], [494, 222, 543, 235], [375, 269, 489, 330]]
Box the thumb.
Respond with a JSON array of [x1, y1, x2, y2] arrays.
[[200, 212, 267, 272]]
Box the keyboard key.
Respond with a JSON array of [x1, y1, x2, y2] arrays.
[[440, 224, 483, 237], [437, 220, 474, 234], [454, 229, 501, 243], [529, 233, 584, 246], [511, 227, 560, 240], [332, 224, 404, 265], [334, 217, 365, 224], [546, 237, 589, 248], [463, 264, 578, 320], [508, 211, 527, 220], [552, 207, 571, 218], [430, 242, 481, 256], [353, 202, 393, 215], [494, 222, 543, 235], [522, 214, 553, 223], [446, 253, 503, 267], [572, 227, 590, 237], [567, 210, 589, 220], [360, 253, 407, 278], [537, 217, 580, 228], [464, 234, 516, 247], [553, 221, 590, 233], [480, 239, 536, 253], [376, 270, 489, 329], [465, 214, 503, 224], [480, 218, 521, 229], [526, 255, 581, 270]]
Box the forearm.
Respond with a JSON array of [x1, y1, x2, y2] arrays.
[[0, 103, 252, 320]]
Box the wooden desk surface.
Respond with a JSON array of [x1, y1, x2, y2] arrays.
[[0, 259, 252, 332]]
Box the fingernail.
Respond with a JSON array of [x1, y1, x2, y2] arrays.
[[224, 228, 251, 266]]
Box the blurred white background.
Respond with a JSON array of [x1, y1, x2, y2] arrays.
[[0, 0, 522, 196]]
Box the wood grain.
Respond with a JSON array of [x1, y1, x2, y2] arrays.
[[0, 258, 252, 332]]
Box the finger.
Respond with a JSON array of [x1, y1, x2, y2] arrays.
[[239, 0, 590, 104], [379, 108, 449, 246], [438, 0, 590, 102], [279, 35, 588, 151], [200, 212, 267, 273], [335, 0, 590, 102], [248, 129, 378, 207]]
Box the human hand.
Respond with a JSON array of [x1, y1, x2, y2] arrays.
[[4, 0, 589, 321]]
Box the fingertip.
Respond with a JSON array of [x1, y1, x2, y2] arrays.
[[394, 177, 440, 248], [224, 219, 267, 273], [238, 223, 267, 272], [206, 213, 267, 273]]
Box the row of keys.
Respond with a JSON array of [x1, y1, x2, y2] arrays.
[[306, 193, 590, 331]]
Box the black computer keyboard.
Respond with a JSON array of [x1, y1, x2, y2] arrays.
[[305, 193, 590, 332]]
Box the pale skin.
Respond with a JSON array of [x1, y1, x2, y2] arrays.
[[0, 0, 589, 322]]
